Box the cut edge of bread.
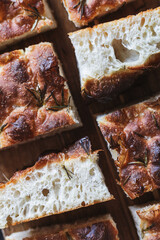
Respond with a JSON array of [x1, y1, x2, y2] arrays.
[[69, 6, 160, 99], [0, 137, 113, 229]]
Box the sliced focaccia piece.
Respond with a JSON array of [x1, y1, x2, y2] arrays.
[[0, 0, 56, 49], [6, 214, 119, 240], [130, 203, 160, 240], [0, 137, 113, 229], [0, 42, 80, 148], [97, 94, 160, 199], [62, 0, 134, 27], [69, 7, 160, 100]]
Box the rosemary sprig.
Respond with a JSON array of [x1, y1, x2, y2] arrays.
[[63, 165, 74, 180], [129, 149, 148, 167], [46, 89, 68, 112], [25, 86, 46, 107], [0, 123, 8, 133], [142, 223, 155, 233], [73, 0, 86, 19], [66, 233, 72, 240], [25, 4, 46, 31], [79, 137, 90, 155], [152, 114, 160, 130], [123, 175, 131, 186], [128, 161, 145, 166], [133, 131, 144, 138]]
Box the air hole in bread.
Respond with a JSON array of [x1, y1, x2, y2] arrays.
[[23, 205, 29, 216], [140, 17, 145, 27], [25, 195, 31, 201], [112, 39, 140, 63], [14, 190, 20, 198], [89, 168, 95, 176], [42, 189, 49, 196], [26, 176, 30, 181], [81, 201, 85, 206], [6, 215, 12, 226], [143, 32, 147, 38], [157, 43, 160, 49], [150, 26, 157, 36], [89, 41, 93, 51]]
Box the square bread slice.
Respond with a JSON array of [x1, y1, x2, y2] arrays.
[[130, 203, 160, 240], [62, 0, 134, 27], [0, 42, 80, 148], [69, 7, 160, 100], [5, 214, 119, 240], [97, 94, 160, 199], [0, 137, 113, 229], [0, 0, 56, 49]]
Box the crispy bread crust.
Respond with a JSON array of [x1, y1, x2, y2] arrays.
[[62, 0, 133, 27], [0, 42, 77, 148], [98, 95, 160, 199], [0, 0, 54, 44], [9, 214, 119, 240]]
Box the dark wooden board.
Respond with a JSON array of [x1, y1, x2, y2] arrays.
[[1, 0, 160, 239]]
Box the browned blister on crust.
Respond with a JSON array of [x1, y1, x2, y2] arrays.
[[62, 0, 134, 27], [0, 42, 78, 148], [97, 95, 160, 199]]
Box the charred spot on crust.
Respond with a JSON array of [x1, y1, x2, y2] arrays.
[[70, 222, 118, 240], [120, 166, 152, 198], [8, 59, 29, 84], [6, 116, 33, 141]]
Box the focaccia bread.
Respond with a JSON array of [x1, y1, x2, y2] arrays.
[[6, 214, 119, 240], [0, 0, 56, 49], [62, 0, 134, 27], [0, 137, 113, 229], [130, 203, 160, 240], [69, 7, 160, 100], [0, 42, 80, 148], [97, 94, 160, 199]]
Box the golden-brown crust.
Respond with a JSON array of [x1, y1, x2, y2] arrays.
[[69, 220, 118, 240], [136, 204, 160, 239], [14, 214, 119, 240], [63, 0, 133, 26], [0, 42, 77, 148], [0, 0, 54, 44], [83, 70, 143, 100], [98, 95, 160, 199]]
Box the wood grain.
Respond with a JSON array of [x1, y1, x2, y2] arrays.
[[1, 0, 160, 239]]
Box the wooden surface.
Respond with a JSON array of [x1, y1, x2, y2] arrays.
[[1, 0, 160, 239]]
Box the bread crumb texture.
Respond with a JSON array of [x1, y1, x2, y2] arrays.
[[0, 138, 112, 228], [70, 7, 160, 98]]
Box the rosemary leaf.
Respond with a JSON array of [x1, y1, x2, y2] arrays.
[[133, 131, 144, 138], [0, 123, 8, 133], [25, 87, 41, 106], [123, 175, 131, 186], [63, 165, 74, 180], [73, 0, 86, 19], [128, 161, 145, 166], [46, 106, 67, 111], [142, 223, 155, 233], [152, 114, 160, 130], [79, 137, 90, 155]]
